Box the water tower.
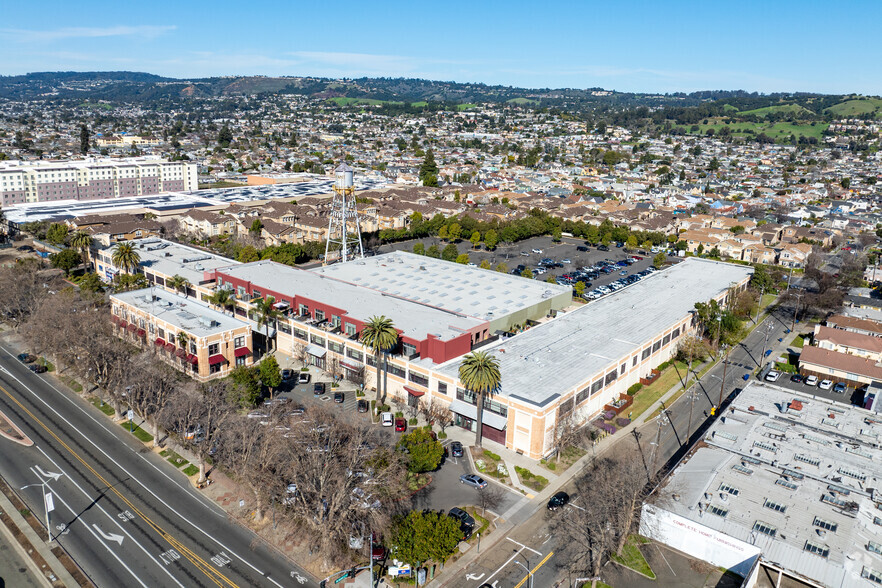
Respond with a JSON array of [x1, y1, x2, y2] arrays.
[[324, 163, 364, 264]]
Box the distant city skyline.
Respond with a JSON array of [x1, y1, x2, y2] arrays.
[[3, 0, 882, 95]]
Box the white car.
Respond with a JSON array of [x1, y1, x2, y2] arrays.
[[764, 370, 781, 382], [532, 248, 543, 254], [804, 375, 818, 386], [381, 412, 394, 427], [819, 380, 833, 390]]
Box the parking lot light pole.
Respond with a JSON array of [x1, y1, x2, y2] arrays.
[[514, 558, 533, 588]]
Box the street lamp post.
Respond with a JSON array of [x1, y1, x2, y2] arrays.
[[717, 345, 731, 414], [791, 291, 803, 333], [514, 558, 533, 588]]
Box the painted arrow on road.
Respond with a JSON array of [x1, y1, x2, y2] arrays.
[[92, 524, 124, 546], [34, 465, 63, 481], [466, 572, 485, 581]]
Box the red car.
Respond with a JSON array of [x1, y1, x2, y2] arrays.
[[394, 418, 407, 432]]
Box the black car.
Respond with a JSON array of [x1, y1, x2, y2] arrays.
[[447, 507, 475, 540], [16, 245, 34, 252], [450, 441, 464, 457], [281, 369, 294, 382], [313, 382, 326, 395], [576, 246, 588, 252], [357, 399, 369, 413], [597, 245, 610, 251], [17, 353, 36, 363], [790, 374, 804, 384], [29, 364, 48, 374], [547, 491, 570, 511], [334, 391, 345, 403]]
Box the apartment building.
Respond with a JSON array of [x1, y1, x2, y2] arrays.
[[0, 156, 197, 206], [111, 287, 253, 381]]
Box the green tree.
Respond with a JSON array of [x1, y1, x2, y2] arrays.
[[730, 225, 745, 235], [113, 273, 148, 293], [484, 229, 498, 250], [398, 428, 444, 473], [250, 218, 263, 235], [255, 295, 281, 352], [79, 272, 104, 293], [653, 251, 666, 268], [479, 259, 491, 270], [259, 355, 282, 399], [574, 281, 586, 298], [79, 124, 90, 154], [625, 235, 638, 250], [209, 288, 236, 315], [45, 222, 69, 245], [750, 263, 775, 292], [642, 240, 653, 251], [50, 248, 81, 275], [447, 223, 462, 242], [419, 150, 439, 186], [412, 242, 425, 256], [470, 231, 481, 249], [70, 231, 93, 271], [228, 366, 261, 408], [438, 225, 448, 241], [459, 351, 501, 448], [360, 316, 398, 402], [168, 274, 191, 297], [426, 244, 441, 258], [442, 243, 459, 262], [217, 125, 233, 148], [841, 177, 851, 190], [520, 268, 533, 278], [389, 510, 461, 569], [111, 242, 141, 274], [495, 262, 508, 273], [237, 245, 260, 263], [456, 253, 470, 264]]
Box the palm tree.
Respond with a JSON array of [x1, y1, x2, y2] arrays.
[[458, 351, 501, 448], [70, 231, 93, 272], [111, 242, 140, 275], [176, 332, 191, 365], [209, 288, 236, 315], [168, 274, 191, 297], [359, 315, 398, 403], [255, 295, 281, 353]]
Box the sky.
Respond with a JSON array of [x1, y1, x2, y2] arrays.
[[3, 0, 881, 95]]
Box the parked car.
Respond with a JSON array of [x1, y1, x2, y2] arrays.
[[17, 245, 34, 252], [819, 380, 833, 390], [460, 474, 488, 489], [450, 441, 464, 457], [313, 382, 326, 395], [447, 507, 475, 540], [790, 374, 804, 383], [394, 418, 407, 432], [381, 412, 394, 427], [547, 491, 570, 511], [804, 375, 818, 386], [247, 411, 269, 419], [576, 246, 588, 252], [17, 353, 36, 363], [298, 372, 311, 384], [29, 364, 47, 373], [520, 251, 530, 257], [334, 391, 345, 403], [531, 248, 543, 254], [764, 370, 781, 382], [357, 399, 369, 413], [833, 382, 847, 394], [598, 245, 610, 251], [281, 369, 294, 382], [371, 533, 386, 560]]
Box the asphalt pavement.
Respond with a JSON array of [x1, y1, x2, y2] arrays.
[[0, 339, 317, 588]]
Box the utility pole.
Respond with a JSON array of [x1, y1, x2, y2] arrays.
[[760, 322, 773, 367], [631, 428, 651, 484], [791, 291, 803, 333], [650, 404, 670, 474], [754, 284, 764, 324], [717, 345, 731, 412]]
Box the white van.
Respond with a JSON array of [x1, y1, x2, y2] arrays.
[[381, 412, 394, 427]]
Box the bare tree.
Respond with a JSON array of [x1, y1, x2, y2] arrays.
[[126, 353, 178, 446], [475, 483, 505, 517], [347, 364, 366, 391], [551, 450, 649, 586], [0, 259, 62, 327], [550, 413, 583, 463], [327, 355, 342, 383], [420, 402, 453, 433], [292, 341, 309, 365]]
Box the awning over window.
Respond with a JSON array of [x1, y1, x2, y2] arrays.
[[175, 348, 186, 358], [164, 342, 176, 352], [404, 386, 426, 398], [136, 328, 146, 337], [208, 354, 226, 365], [126, 323, 137, 332], [154, 338, 166, 346], [118, 320, 127, 329], [449, 399, 508, 430], [234, 347, 251, 358], [339, 360, 362, 371], [110, 315, 119, 324], [187, 354, 199, 365], [306, 344, 327, 358]]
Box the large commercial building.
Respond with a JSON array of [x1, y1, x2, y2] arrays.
[[641, 383, 882, 588], [0, 156, 197, 206]]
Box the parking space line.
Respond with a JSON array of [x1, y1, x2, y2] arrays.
[[507, 537, 541, 556]]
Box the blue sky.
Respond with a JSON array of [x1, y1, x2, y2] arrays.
[[3, 0, 881, 95]]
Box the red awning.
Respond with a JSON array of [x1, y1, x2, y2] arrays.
[[175, 348, 186, 358], [187, 354, 199, 365], [110, 315, 119, 324], [118, 320, 128, 329], [136, 328, 146, 337], [234, 347, 251, 358], [164, 342, 176, 352], [126, 323, 137, 332], [404, 386, 425, 397], [339, 360, 362, 371], [208, 354, 226, 365], [154, 338, 166, 346]]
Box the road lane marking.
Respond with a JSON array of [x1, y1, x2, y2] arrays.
[[0, 349, 288, 588], [0, 383, 239, 588], [161, 549, 182, 565], [34, 465, 62, 481], [513, 551, 554, 588], [92, 523, 125, 545], [506, 537, 541, 555], [34, 445, 186, 588], [484, 549, 522, 584]]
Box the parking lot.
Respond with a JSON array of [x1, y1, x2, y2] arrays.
[[376, 234, 679, 295], [765, 370, 865, 406]]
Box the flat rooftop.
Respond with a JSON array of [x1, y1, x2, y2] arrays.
[[436, 258, 753, 406], [659, 383, 882, 588], [112, 287, 247, 337], [311, 251, 571, 320], [100, 237, 238, 285], [217, 260, 485, 344]]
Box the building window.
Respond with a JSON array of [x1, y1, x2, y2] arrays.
[[632, 355, 638, 367], [158, 328, 165, 340], [189, 342, 197, 355], [652, 341, 661, 353], [641, 348, 651, 360], [388, 364, 405, 378], [663, 334, 671, 346], [620, 362, 626, 375], [346, 348, 363, 362], [345, 323, 357, 337], [672, 327, 680, 339], [328, 341, 343, 354], [235, 356, 247, 367], [208, 343, 219, 356], [438, 382, 447, 395], [209, 362, 222, 375], [804, 542, 829, 558], [315, 310, 325, 322], [605, 371, 617, 385], [591, 380, 603, 395], [752, 521, 776, 537], [862, 566, 882, 584], [148, 323, 155, 334], [813, 517, 837, 532], [763, 499, 787, 513], [237, 286, 246, 299], [299, 304, 309, 316], [234, 336, 245, 348], [576, 388, 589, 404], [409, 371, 429, 387], [403, 342, 417, 357], [293, 327, 308, 341], [559, 398, 574, 416], [310, 334, 325, 346], [331, 315, 341, 327]]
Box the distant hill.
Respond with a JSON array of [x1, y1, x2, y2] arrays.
[[824, 97, 882, 118]]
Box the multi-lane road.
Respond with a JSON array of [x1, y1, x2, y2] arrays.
[[0, 339, 315, 588], [455, 305, 798, 588]]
